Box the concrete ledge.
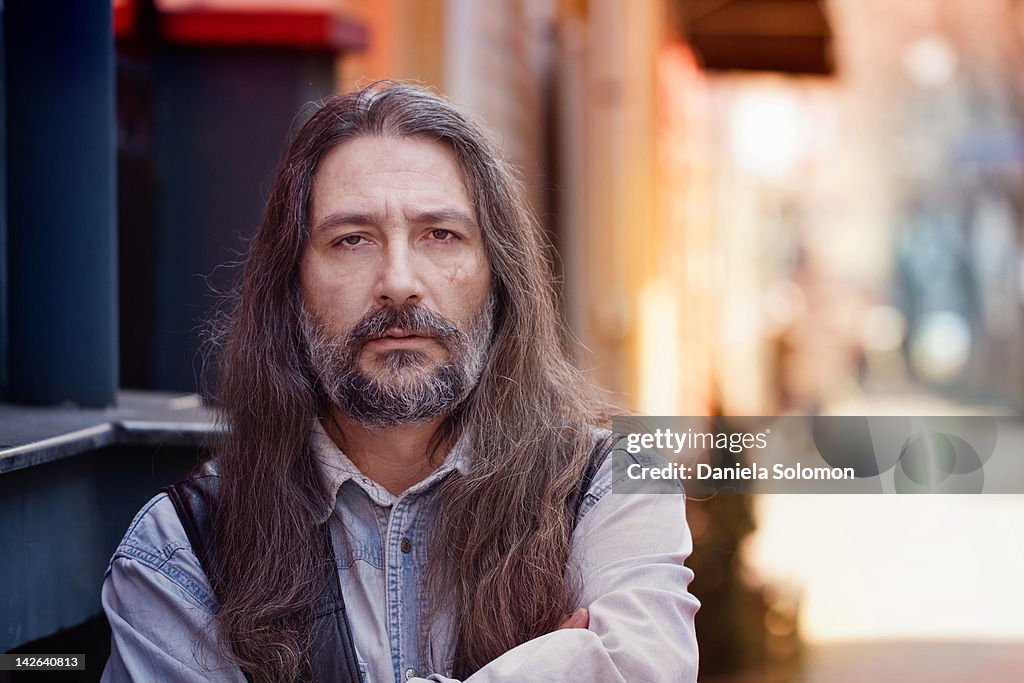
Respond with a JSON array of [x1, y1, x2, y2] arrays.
[[0, 392, 215, 652], [0, 391, 217, 474]]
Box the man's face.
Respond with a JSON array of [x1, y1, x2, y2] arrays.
[[300, 135, 493, 426]]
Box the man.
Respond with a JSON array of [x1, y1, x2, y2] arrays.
[[102, 82, 699, 682]]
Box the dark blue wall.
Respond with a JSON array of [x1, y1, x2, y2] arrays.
[[5, 0, 118, 407]]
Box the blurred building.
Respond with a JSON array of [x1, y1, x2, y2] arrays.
[[4, 1, 1024, 680], [338, 0, 721, 415]]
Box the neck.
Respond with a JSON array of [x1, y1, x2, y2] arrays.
[[323, 410, 450, 497]]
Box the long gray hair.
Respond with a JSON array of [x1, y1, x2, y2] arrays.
[[210, 81, 605, 681]]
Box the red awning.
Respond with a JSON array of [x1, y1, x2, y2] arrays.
[[113, 0, 368, 52]]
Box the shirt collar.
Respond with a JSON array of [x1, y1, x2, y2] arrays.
[[310, 420, 471, 523]]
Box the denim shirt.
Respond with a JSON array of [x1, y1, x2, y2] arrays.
[[101, 427, 700, 682]]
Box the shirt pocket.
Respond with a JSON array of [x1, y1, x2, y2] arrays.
[[331, 512, 386, 570]]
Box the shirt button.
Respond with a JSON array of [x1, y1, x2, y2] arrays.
[[400, 537, 412, 554], [404, 667, 418, 680]]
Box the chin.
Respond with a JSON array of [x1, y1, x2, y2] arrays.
[[365, 350, 435, 374]]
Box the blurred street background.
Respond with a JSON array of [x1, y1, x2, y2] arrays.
[[3, 0, 1024, 680]]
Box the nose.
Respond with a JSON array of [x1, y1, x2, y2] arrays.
[[375, 242, 422, 306]]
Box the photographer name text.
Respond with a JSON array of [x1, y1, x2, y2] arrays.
[[625, 462, 857, 481]]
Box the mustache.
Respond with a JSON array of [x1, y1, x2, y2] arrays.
[[345, 304, 461, 349]]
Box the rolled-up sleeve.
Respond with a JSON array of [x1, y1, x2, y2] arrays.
[[422, 464, 700, 683]]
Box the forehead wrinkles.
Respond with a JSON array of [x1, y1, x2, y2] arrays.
[[317, 135, 467, 189], [308, 137, 483, 237]]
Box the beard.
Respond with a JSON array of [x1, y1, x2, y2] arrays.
[[301, 296, 495, 428]]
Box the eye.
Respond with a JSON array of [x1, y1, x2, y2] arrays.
[[334, 234, 368, 248], [428, 228, 458, 242]]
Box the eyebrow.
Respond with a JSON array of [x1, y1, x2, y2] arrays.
[[312, 211, 378, 234], [312, 208, 478, 234], [409, 208, 477, 228]]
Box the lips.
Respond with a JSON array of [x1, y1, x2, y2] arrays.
[[384, 328, 415, 338], [365, 329, 437, 350], [344, 304, 459, 352], [377, 328, 429, 340]]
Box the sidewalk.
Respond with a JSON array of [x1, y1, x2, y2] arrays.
[[799, 640, 1024, 683]]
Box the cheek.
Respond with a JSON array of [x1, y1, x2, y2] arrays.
[[445, 262, 475, 288], [300, 262, 368, 332], [442, 249, 490, 291], [437, 261, 490, 321]]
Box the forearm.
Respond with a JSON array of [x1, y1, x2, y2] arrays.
[[417, 487, 701, 683], [416, 614, 696, 683]]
